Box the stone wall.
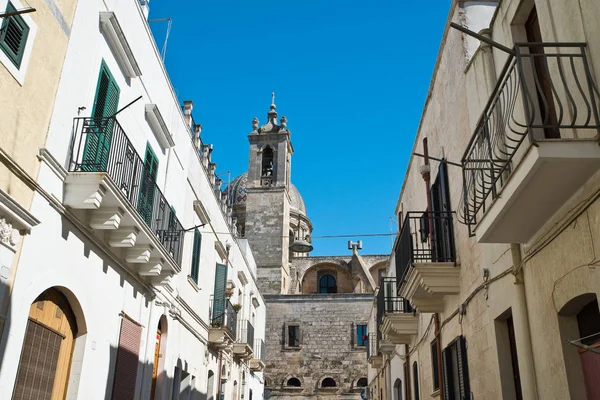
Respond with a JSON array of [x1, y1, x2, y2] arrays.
[[264, 294, 373, 399]]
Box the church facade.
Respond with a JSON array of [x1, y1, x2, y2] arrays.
[[226, 99, 388, 398]]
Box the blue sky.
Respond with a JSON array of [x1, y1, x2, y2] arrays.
[[148, 0, 451, 256]]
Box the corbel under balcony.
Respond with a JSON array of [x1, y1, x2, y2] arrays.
[[64, 173, 179, 286], [233, 342, 253, 359], [400, 262, 460, 313], [99, 12, 142, 78], [380, 313, 418, 345], [368, 354, 383, 369], [378, 339, 397, 356], [208, 326, 234, 351], [249, 358, 265, 372], [145, 104, 175, 149]]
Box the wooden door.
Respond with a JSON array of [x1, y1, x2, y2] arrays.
[[13, 289, 77, 400], [150, 327, 162, 400]]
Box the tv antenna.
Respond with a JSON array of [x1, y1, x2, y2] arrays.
[[148, 17, 172, 61]]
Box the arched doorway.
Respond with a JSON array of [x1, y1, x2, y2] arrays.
[[576, 299, 600, 398], [13, 288, 78, 399], [207, 370, 215, 400], [151, 316, 167, 399]]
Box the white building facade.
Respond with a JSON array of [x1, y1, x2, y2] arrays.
[[0, 0, 266, 399]]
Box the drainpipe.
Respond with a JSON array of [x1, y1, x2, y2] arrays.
[[216, 349, 224, 400], [421, 138, 445, 399], [510, 244, 538, 399], [405, 344, 411, 400]]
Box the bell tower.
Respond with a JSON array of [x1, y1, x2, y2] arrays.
[[245, 94, 293, 294]]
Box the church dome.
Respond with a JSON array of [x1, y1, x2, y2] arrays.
[[225, 172, 307, 214]]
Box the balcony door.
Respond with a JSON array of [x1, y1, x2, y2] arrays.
[[82, 60, 120, 171], [430, 162, 455, 262], [212, 263, 228, 325], [137, 143, 159, 227], [525, 7, 560, 139]]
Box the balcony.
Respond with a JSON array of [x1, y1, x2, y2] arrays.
[[367, 333, 383, 369], [250, 339, 266, 372], [459, 43, 600, 244], [233, 319, 254, 359], [395, 212, 459, 312], [208, 299, 238, 349], [377, 278, 417, 344], [65, 117, 183, 285]]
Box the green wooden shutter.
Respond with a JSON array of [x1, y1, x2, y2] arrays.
[[190, 229, 201, 283], [0, 2, 30, 68], [137, 143, 159, 227], [212, 263, 228, 324], [83, 61, 120, 171]]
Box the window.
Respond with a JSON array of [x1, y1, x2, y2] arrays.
[[321, 378, 336, 388], [287, 325, 300, 348], [413, 361, 420, 400], [431, 339, 440, 391], [137, 143, 159, 226], [287, 378, 301, 387], [319, 274, 337, 293], [190, 228, 201, 283], [0, 2, 30, 68], [356, 378, 368, 387], [442, 336, 470, 400], [356, 325, 368, 347]]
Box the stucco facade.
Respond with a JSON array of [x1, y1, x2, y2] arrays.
[[369, 1, 600, 400]]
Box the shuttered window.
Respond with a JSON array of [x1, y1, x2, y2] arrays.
[[442, 336, 471, 400], [83, 61, 120, 171], [212, 263, 228, 323], [0, 2, 30, 68], [190, 228, 202, 283], [413, 361, 420, 400], [112, 316, 142, 400], [13, 319, 63, 399], [137, 143, 159, 226]]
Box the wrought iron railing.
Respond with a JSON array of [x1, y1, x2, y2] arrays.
[[254, 339, 266, 361], [395, 212, 456, 285], [238, 319, 255, 351], [210, 299, 238, 340], [459, 43, 600, 234], [377, 278, 412, 330], [367, 332, 378, 360], [68, 117, 184, 265]]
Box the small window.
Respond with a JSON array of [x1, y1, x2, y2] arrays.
[[413, 361, 419, 400], [0, 2, 30, 68], [319, 274, 337, 293], [356, 325, 368, 347], [287, 378, 301, 387], [356, 378, 368, 387], [321, 378, 336, 388], [287, 324, 300, 348], [431, 339, 440, 391], [442, 336, 471, 400]]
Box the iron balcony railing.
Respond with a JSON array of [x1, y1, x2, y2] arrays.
[[238, 319, 255, 351], [210, 299, 238, 340], [367, 332, 378, 360], [458, 43, 600, 234], [377, 278, 413, 330], [254, 339, 266, 361], [68, 117, 184, 265], [395, 212, 456, 285]]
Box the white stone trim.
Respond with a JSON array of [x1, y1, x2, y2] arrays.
[[37, 147, 67, 181], [99, 11, 141, 78], [145, 104, 174, 149], [0, 0, 38, 85], [0, 188, 39, 235]]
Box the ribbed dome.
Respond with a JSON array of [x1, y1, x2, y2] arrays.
[[225, 172, 306, 214]]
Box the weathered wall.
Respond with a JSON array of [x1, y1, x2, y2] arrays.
[[264, 293, 372, 399]]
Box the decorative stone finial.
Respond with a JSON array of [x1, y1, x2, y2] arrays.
[[280, 116, 287, 130], [271, 92, 275, 106], [252, 117, 259, 132]]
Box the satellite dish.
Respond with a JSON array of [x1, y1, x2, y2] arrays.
[[264, 389, 272, 399]]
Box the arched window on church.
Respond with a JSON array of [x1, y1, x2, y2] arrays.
[[261, 146, 274, 179], [321, 378, 337, 388], [319, 275, 337, 293]]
